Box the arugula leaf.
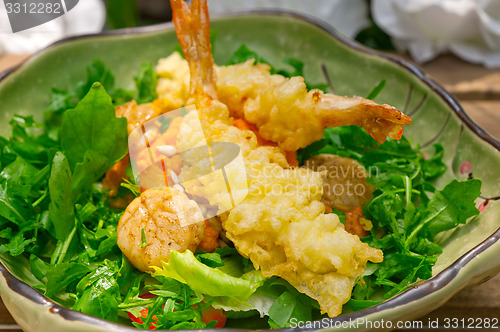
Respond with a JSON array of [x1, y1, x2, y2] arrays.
[[45, 262, 90, 297], [137, 278, 212, 330], [77, 59, 134, 105], [0, 232, 34, 256], [73, 274, 120, 321], [330, 206, 346, 224], [135, 62, 158, 104], [194, 246, 242, 269], [0, 181, 31, 224], [79, 59, 116, 98], [0, 157, 39, 186], [408, 179, 481, 242], [9, 115, 55, 166], [0, 228, 11, 239], [0, 137, 16, 169], [45, 60, 134, 131], [48, 152, 75, 241], [347, 298, 382, 312], [226, 45, 272, 68], [421, 144, 446, 179], [46, 88, 78, 114], [277, 58, 303, 77], [72, 260, 121, 321], [96, 235, 118, 256], [214, 246, 239, 257], [61, 82, 128, 171]]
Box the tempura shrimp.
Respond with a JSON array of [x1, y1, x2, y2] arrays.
[[216, 61, 411, 151], [157, 51, 412, 151], [170, 0, 384, 317]]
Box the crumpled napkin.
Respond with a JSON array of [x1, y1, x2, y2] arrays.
[[0, 0, 105, 54], [207, 0, 369, 38], [372, 0, 500, 68]]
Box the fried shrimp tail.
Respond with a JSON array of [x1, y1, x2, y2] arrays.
[[317, 94, 412, 144], [171, 0, 217, 103]]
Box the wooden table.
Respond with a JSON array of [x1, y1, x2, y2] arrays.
[[0, 54, 499, 331]]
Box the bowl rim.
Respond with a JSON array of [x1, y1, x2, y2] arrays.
[[0, 9, 499, 332]]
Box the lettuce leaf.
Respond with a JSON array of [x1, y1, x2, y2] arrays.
[[211, 291, 276, 318], [151, 250, 265, 300]]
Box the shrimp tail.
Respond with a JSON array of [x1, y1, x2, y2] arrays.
[[361, 103, 412, 143], [317, 94, 412, 144], [170, 0, 217, 101]]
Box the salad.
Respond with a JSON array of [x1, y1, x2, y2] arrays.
[[0, 0, 481, 330]]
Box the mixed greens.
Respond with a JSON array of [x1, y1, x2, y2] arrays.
[[0, 43, 481, 330], [298, 126, 481, 310]]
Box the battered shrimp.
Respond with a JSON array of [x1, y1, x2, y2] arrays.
[[170, 0, 385, 317], [216, 61, 411, 151], [117, 188, 205, 272], [158, 52, 412, 151]]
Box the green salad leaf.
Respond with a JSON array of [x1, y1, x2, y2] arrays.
[[77, 59, 135, 105], [268, 291, 312, 328], [61, 82, 128, 170], [45, 262, 91, 297], [48, 152, 74, 241], [73, 260, 122, 321], [135, 62, 158, 105], [226, 44, 272, 68], [225, 44, 330, 92], [413, 179, 481, 239], [152, 250, 265, 299]]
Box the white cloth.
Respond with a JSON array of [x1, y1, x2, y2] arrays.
[[0, 0, 105, 54], [207, 0, 370, 39], [372, 0, 500, 68]]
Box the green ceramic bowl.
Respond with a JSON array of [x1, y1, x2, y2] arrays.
[[1, 11, 499, 332]]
